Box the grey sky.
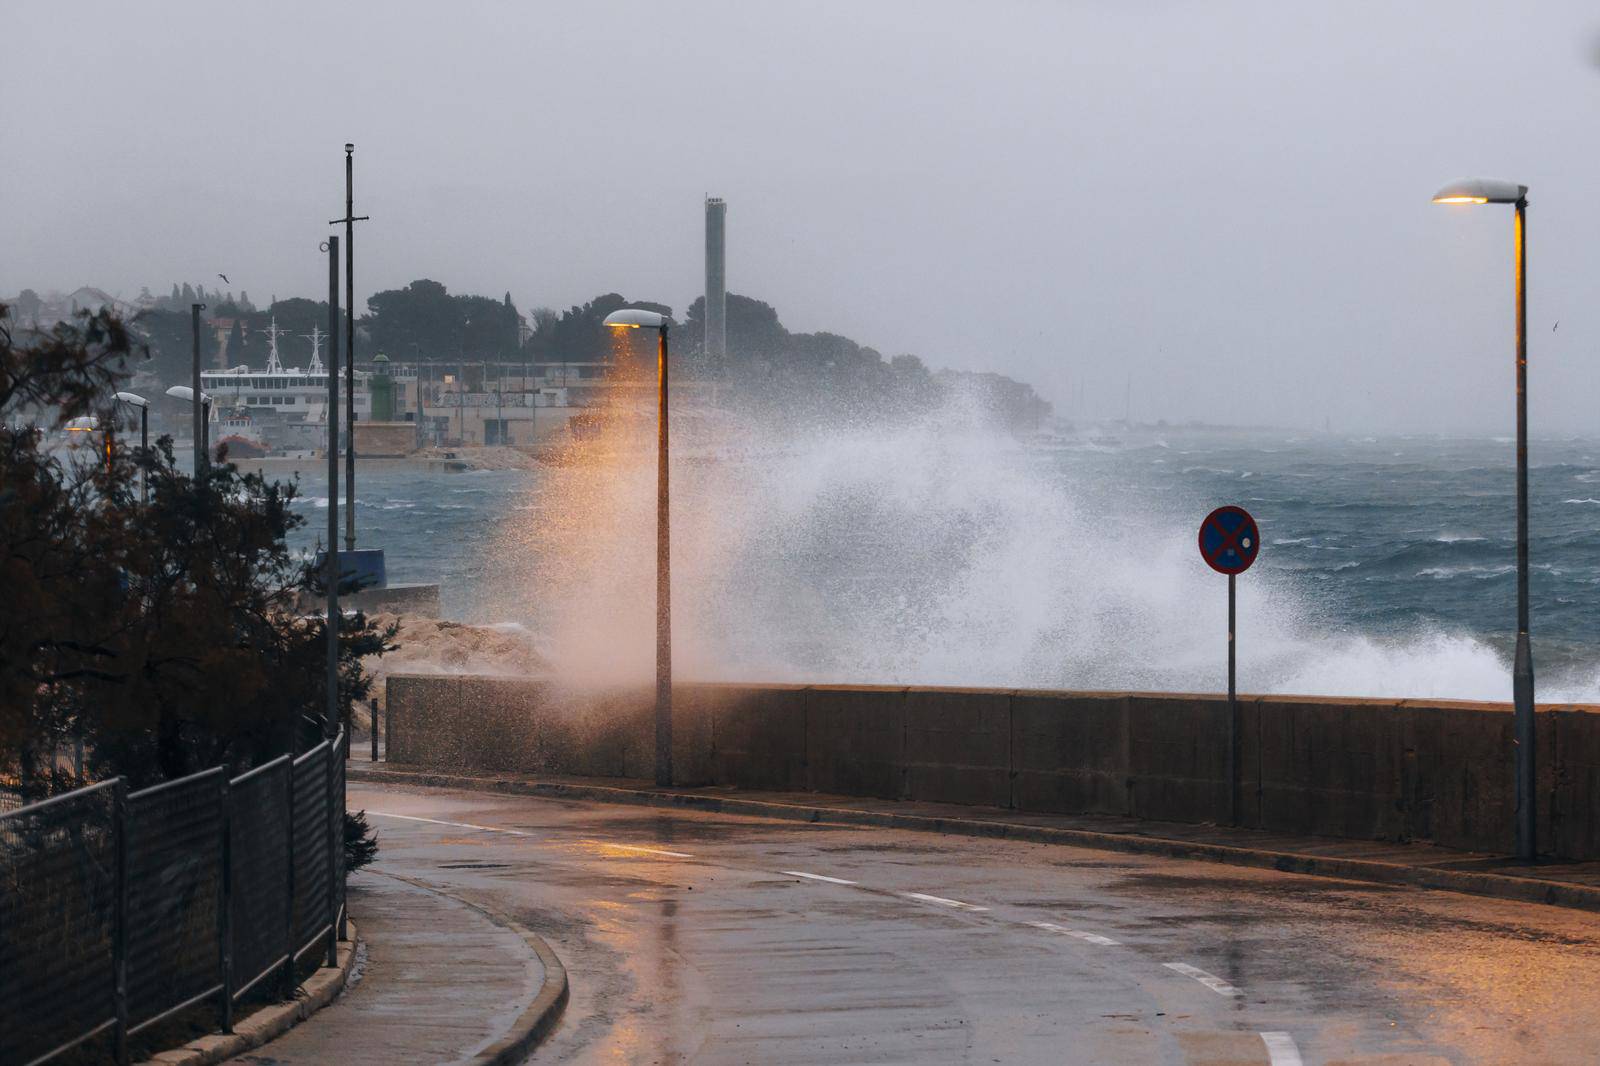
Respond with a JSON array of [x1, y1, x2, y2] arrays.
[[5, 1, 1599, 433]]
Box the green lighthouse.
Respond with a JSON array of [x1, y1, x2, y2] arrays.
[[369, 352, 395, 422]]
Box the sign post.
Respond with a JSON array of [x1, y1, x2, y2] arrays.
[[1198, 505, 1260, 826]]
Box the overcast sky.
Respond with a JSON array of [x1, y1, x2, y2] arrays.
[[6, 1, 1600, 433]]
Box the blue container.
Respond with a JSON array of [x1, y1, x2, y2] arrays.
[[312, 547, 387, 591]]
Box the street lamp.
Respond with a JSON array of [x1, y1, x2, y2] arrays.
[[114, 392, 149, 502], [165, 385, 213, 466], [603, 307, 673, 787], [1432, 176, 1536, 861]]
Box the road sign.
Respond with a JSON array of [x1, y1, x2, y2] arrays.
[[1199, 504, 1259, 830], [1197, 505, 1259, 576]]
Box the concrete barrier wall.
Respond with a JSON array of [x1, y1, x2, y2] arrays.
[[385, 674, 1600, 860]]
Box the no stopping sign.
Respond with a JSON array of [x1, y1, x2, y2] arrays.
[[1198, 506, 1259, 575]]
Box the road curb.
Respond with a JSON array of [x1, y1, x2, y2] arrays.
[[350, 765, 1600, 914], [374, 871, 569, 1065], [136, 919, 359, 1066]]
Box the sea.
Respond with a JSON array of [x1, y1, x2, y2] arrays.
[[280, 427, 1600, 703]]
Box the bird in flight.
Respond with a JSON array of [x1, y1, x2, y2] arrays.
[[218, 273, 230, 285]]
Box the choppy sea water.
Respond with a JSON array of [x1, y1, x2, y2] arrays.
[[282, 429, 1600, 702]]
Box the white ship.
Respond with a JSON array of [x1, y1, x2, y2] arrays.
[[200, 320, 370, 449]]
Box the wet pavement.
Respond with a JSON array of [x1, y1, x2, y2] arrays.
[[227, 873, 545, 1066], [351, 780, 1600, 1065]]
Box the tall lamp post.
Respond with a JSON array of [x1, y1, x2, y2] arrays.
[[113, 392, 149, 502], [1432, 177, 1536, 861], [603, 308, 673, 786], [165, 385, 212, 465]]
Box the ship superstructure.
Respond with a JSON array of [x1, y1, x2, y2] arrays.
[[199, 319, 369, 449]]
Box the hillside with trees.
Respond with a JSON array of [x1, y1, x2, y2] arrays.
[[21, 276, 1049, 433]]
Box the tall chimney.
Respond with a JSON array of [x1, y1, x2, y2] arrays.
[[704, 196, 727, 371]]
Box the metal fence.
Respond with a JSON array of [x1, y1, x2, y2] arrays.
[[0, 729, 347, 1066]]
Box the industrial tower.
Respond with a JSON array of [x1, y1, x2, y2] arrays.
[[705, 196, 727, 372]]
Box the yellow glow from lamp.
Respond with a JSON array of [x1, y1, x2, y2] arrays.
[[1433, 196, 1489, 204]]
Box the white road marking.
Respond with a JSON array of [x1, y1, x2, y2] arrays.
[[1259, 1031, 1304, 1066], [1026, 920, 1120, 946], [592, 841, 694, 858], [782, 870, 857, 885], [366, 811, 533, 836], [1163, 962, 1243, 997], [902, 892, 989, 912]]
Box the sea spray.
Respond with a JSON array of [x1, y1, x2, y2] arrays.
[[490, 385, 1599, 702]]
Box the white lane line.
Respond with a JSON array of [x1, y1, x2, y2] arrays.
[[782, 870, 857, 885], [1163, 962, 1243, 997], [1026, 920, 1120, 946], [901, 892, 989, 912], [1259, 1031, 1303, 1066], [591, 841, 694, 858], [366, 811, 533, 836]]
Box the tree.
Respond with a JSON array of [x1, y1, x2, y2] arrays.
[[13, 289, 43, 326], [363, 279, 463, 359], [226, 318, 245, 363], [129, 307, 217, 386], [262, 297, 348, 368], [529, 306, 558, 336], [0, 302, 395, 794], [526, 293, 672, 364]]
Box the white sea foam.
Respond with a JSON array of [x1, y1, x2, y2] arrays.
[[493, 402, 1599, 703], [1417, 565, 1515, 579]]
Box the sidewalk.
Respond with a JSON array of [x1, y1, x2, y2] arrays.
[[229, 872, 562, 1066], [349, 758, 1600, 912]]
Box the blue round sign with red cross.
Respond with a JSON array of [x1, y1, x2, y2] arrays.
[[1198, 505, 1260, 575]]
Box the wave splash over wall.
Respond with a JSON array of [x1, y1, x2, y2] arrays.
[[492, 394, 1595, 703]]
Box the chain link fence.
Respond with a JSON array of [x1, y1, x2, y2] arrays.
[[0, 730, 347, 1066]]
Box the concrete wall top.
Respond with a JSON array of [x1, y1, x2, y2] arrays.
[[382, 673, 1600, 716]]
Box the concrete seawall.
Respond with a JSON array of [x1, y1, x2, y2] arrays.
[[385, 675, 1600, 861]]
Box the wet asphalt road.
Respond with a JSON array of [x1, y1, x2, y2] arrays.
[[351, 782, 1600, 1065]]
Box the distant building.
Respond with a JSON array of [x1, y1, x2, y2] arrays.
[[4, 286, 138, 328]]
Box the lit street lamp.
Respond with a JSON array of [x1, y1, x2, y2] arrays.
[[603, 307, 673, 786], [165, 385, 213, 466], [114, 392, 149, 502], [1432, 176, 1536, 861]]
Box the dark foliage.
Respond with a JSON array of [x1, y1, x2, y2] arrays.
[[0, 303, 396, 796], [344, 809, 379, 871], [524, 292, 673, 365], [363, 279, 523, 361]]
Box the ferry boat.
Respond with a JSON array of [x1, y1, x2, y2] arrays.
[[200, 320, 370, 449]]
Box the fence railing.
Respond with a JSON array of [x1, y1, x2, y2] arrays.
[[0, 729, 347, 1066]]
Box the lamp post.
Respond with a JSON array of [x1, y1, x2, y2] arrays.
[[165, 385, 212, 466], [1432, 177, 1536, 861], [114, 392, 149, 502], [603, 308, 673, 787]]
